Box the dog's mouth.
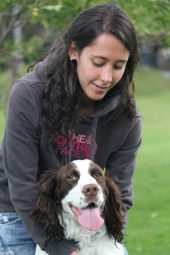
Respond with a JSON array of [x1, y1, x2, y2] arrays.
[[69, 203, 104, 231]]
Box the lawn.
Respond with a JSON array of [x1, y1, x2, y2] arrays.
[[0, 67, 170, 254], [125, 68, 170, 254], [0, 109, 5, 142]]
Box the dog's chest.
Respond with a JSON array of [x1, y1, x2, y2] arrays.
[[79, 237, 124, 255], [64, 220, 124, 255], [77, 234, 124, 255]]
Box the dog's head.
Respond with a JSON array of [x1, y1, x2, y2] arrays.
[[32, 159, 123, 242]]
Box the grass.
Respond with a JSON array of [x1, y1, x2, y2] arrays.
[[0, 67, 170, 254], [0, 109, 5, 142], [125, 68, 170, 254]]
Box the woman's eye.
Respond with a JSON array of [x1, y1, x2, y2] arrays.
[[114, 65, 124, 70], [93, 61, 105, 67]]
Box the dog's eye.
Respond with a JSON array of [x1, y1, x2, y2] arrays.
[[66, 173, 79, 185], [93, 172, 102, 178], [67, 175, 77, 180]]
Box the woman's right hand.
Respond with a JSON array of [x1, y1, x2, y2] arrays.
[[70, 251, 79, 255]]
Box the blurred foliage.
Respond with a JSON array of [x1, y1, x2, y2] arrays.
[[22, 36, 44, 62], [1, 0, 170, 42], [0, 0, 170, 106], [1, 0, 170, 46], [113, 0, 170, 37], [1, 0, 170, 52]]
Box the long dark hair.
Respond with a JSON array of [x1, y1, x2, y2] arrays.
[[33, 4, 139, 137]]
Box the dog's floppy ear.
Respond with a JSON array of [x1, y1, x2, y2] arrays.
[[103, 176, 124, 243], [32, 170, 64, 239]]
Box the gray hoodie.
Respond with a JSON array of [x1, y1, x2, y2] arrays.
[[0, 59, 141, 254]]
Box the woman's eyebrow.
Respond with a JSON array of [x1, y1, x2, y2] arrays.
[[91, 55, 107, 60], [91, 55, 128, 63], [115, 59, 128, 64]]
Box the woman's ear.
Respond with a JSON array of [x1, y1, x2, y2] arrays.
[[68, 42, 78, 61]]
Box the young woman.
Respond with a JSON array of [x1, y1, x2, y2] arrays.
[[0, 3, 141, 255]]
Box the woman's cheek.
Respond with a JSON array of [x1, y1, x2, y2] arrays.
[[117, 68, 126, 81]]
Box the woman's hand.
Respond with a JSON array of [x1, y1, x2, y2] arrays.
[[70, 251, 79, 255]]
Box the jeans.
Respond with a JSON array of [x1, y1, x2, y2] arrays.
[[0, 212, 129, 255], [0, 212, 36, 255]]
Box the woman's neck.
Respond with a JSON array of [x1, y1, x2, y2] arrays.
[[78, 91, 96, 115]]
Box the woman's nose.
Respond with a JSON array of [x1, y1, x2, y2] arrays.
[[100, 67, 113, 84]]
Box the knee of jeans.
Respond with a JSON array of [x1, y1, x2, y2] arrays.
[[0, 236, 15, 255], [6, 251, 15, 255], [5, 246, 16, 255]]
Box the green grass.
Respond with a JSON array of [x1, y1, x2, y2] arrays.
[[0, 67, 170, 254], [125, 68, 170, 254], [0, 109, 5, 142]]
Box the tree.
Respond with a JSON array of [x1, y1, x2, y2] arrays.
[[113, 0, 170, 37], [0, 0, 170, 71]]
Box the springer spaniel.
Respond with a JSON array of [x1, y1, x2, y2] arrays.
[[32, 159, 126, 255]]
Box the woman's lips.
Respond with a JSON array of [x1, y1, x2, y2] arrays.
[[92, 82, 110, 91]]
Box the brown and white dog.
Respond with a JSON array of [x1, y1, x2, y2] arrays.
[[33, 159, 125, 255]]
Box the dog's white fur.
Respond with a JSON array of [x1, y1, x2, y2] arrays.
[[35, 159, 125, 255]]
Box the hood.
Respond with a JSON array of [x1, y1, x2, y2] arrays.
[[87, 94, 120, 119], [35, 57, 49, 83], [75, 93, 121, 162]]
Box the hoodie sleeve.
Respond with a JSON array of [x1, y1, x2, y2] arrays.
[[2, 79, 77, 254], [106, 116, 142, 226]]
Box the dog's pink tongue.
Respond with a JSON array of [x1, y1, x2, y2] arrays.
[[78, 208, 104, 231]]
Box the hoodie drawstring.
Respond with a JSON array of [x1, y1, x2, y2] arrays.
[[90, 118, 98, 161]]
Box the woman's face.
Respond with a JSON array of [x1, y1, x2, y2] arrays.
[[69, 33, 129, 101]]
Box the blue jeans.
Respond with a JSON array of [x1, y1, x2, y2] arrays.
[[0, 213, 128, 255], [0, 212, 36, 255]]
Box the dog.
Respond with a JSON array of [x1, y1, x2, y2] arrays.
[[32, 159, 125, 255]]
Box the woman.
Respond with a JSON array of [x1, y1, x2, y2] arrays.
[[0, 3, 141, 255]]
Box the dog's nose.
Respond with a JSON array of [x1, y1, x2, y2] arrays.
[[82, 184, 99, 198]]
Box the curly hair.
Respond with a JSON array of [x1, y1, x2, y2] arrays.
[[31, 3, 139, 138]]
